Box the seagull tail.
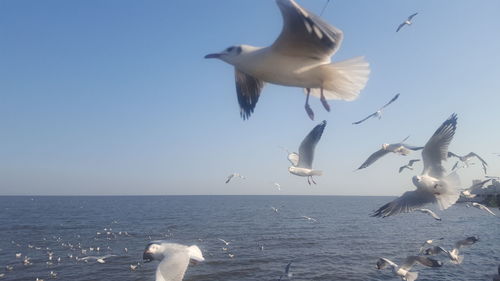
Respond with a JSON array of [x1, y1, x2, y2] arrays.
[[187, 245, 205, 262], [436, 172, 461, 210], [310, 170, 323, 176], [405, 271, 419, 281], [310, 56, 370, 101]]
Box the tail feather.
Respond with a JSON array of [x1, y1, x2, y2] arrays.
[[309, 56, 370, 101], [311, 170, 323, 176], [404, 271, 419, 281], [187, 245, 204, 262]]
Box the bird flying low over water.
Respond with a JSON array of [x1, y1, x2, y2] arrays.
[[469, 202, 497, 216], [205, 0, 370, 120], [447, 151, 488, 174], [278, 261, 293, 281], [399, 159, 421, 173], [415, 208, 441, 221], [287, 121, 326, 185], [396, 13, 418, 32], [372, 114, 461, 218], [357, 136, 423, 170], [424, 236, 479, 264], [418, 238, 444, 255], [143, 241, 204, 281], [352, 93, 400, 125], [376, 256, 442, 281]]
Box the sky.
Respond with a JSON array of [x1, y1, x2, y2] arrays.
[[1, 0, 500, 196]]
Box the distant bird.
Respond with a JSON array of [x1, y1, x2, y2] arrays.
[[424, 236, 479, 264], [228, 253, 235, 258], [271, 206, 279, 213], [418, 238, 444, 255], [0, 273, 4, 278], [218, 238, 231, 246], [357, 136, 423, 170], [130, 263, 139, 271], [5, 265, 13, 271], [288, 121, 326, 185], [448, 152, 488, 174], [78, 255, 116, 264], [143, 241, 204, 281], [49, 271, 57, 278], [469, 202, 496, 216], [415, 209, 441, 221], [15, 253, 21, 258], [352, 93, 400, 124], [279, 261, 293, 280], [205, 0, 370, 120], [399, 159, 421, 173], [301, 215, 318, 222], [396, 13, 418, 32], [372, 114, 460, 218], [225, 173, 246, 184], [376, 256, 442, 281], [273, 182, 282, 191]]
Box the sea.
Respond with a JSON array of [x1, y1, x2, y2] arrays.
[[0, 196, 498, 281]]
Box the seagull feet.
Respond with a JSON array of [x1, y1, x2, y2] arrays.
[[305, 104, 315, 120], [320, 88, 330, 112], [311, 177, 317, 185], [307, 177, 311, 185]]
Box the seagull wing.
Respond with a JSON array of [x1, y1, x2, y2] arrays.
[[416, 208, 441, 220], [284, 261, 292, 275], [352, 112, 377, 125], [288, 152, 300, 167], [408, 12, 418, 21], [272, 0, 343, 59], [474, 203, 496, 216], [156, 250, 190, 281], [400, 256, 442, 271], [399, 165, 407, 173], [379, 93, 400, 110], [225, 174, 234, 184], [454, 237, 479, 250], [408, 159, 421, 166], [396, 22, 406, 32], [371, 189, 436, 218], [447, 151, 459, 159], [401, 144, 424, 151], [422, 114, 458, 178], [467, 152, 488, 166], [235, 69, 265, 120], [298, 120, 327, 169], [357, 149, 390, 170]]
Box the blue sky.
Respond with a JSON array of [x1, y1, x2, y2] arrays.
[[1, 0, 499, 195]]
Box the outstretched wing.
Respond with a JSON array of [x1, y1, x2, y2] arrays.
[[272, 0, 343, 60], [371, 189, 436, 218], [408, 12, 418, 21], [408, 159, 421, 166], [396, 22, 406, 32], [235, 69, 265, 120], [357, 149, 390, 170], [352, 112, 377, 125], [379, 93, 400, 110], [287, 152, 300, 167], [400, 256, 442, 271], [298, 120, 327, 169], [467, 152, 488, 166], [156, 250, 190, 281], [422, 114, 458, 178]]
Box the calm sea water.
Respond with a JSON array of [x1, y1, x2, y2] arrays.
[[0, 196, 498, 281]]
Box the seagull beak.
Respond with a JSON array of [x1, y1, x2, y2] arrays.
[[204, 53, 221, 59], [143, 251, 153, 262]]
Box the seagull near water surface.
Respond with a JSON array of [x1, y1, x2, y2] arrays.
[[376, 255, 442, 281], [205, 0, 370, 120], [357, 136, 423, 170], [352, 93, 400, 125]]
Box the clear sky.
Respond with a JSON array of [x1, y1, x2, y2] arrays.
[[1, 0, 500, 195]]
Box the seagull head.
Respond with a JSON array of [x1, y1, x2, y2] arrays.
[[204, 45, 243, 64], [143, 242, 164, 263], [412, 175, 422, 186]]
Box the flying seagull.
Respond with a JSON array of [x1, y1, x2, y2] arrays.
[[278, 261, 293, 280], [376, 256, 442, 281], [287, 121, 326, 185], [78, 255, 116, 264], [415, 209, 441, 221], [469, 202, 496, 216], [205, 0, 370, 120], [217, 238, 231, 246], [225, 173, 245, 184], [461, 179, 492, 198], [352, 93, 400, 124], [273, 182, 282, 191], [396, 13, 418, 32], [448, 152, 488, 174], [372, 114, 460, 218], [357, 136, 423, 170], [399, 159, 421, 173], [418, 238, 444, 255], [301, 215, 318, 222], [424, 236, 479, 264], [143, 241, 204, 281]]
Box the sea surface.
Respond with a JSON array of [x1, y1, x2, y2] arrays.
[[0, 196, 498, 281]]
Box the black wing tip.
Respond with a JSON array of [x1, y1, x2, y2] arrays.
[[427, 257, 443, 267]]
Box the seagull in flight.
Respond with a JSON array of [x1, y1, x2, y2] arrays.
[[278, 261, 293, 280], [273, 182, 282, 191], [418, 238, 444, 255], [217, 238, 231, 246], [143, 241, 204, 281], [271, 206, 279, 213], [376, 256, 442, 281], [352, 93, 400, 125], [357, 136, 423, 170], [447, 151, 488, 174], [78, 255, 116, 264], [424, 236, 479, 264], [396, 13, 418, 32], [205, 0, 370, 120], [461, 179, 492, 198], [415, 209, 441, 221], [469, 202, 496, 216], [225, 173, 245, 184], [287, 121, 326, 185], [301, 215, 318, 222], [399, 159, 421, 173], [372, 114, 461, 218]]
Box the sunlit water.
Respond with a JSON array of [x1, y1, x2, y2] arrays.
[[0, 196, 498, 281]]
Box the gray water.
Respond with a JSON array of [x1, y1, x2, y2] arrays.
[[0, 196, 498, 281]]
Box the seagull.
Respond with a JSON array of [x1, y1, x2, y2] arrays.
[[143, 241, 204, 281], [205, 0, 370, 120], [396, 13, 418, 32], [218, 238, 231, 246], [273, 182, 282, 191], [399, 159, 421, 173], [418, 238, 444, 255], [352, 93, 400, 124], [130, 263, 140, 271], [415, 209, 441, 221], [228, 253, 235, 258], [376, 256, 442, 281], [78, 255, 116, 264], [225, 173, 245, 184], [301, 215, 318, 222], [424, 236, 479, 264], [357, 136, 423, 170], [461, 179, 492, 198], [288, 120, 326, 185], [278, 261, 293, 280], [448, 152, 488, 174], [372, 114, 461, 218], [271, 206, 279, 213], [49, 271, 57, 278], [469, 202, 496, 216]]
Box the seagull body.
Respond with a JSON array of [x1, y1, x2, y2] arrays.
[[225, 173, 245, 184], [415, 209, 441, 221], [396, 13, 418, 32], [288, 120, 326, 185], [271, 206, 279, 213], [448, 151, 488, 174], [353, 93, 400, 124], [301, 215, 317, 222], [399, 159, 421, 173], [79, 255, 116, 264], [470, 202, 496, 216], [376, 256, 442, 281], [424, 236, 478, 264], [358, 137, 423, 170], [218, 238, 230, 246], [143, 241, 204, 281], [372, 114, 461, 217], [205, 0, 369, 120]]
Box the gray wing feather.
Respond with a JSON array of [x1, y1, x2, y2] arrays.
[[273, 0, 343, 59], [352, 112, 377, 125], [408, 13, 418, 21], [371, 189, 436, 218], [422, 114, 458, 178], [156, 251, 190, 281], [357, 149, 390, 170], [396, 23, 406, 32], [298, 121, 326, 168], [379, 93, 400, 110], [235, 69, 264, 120]]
